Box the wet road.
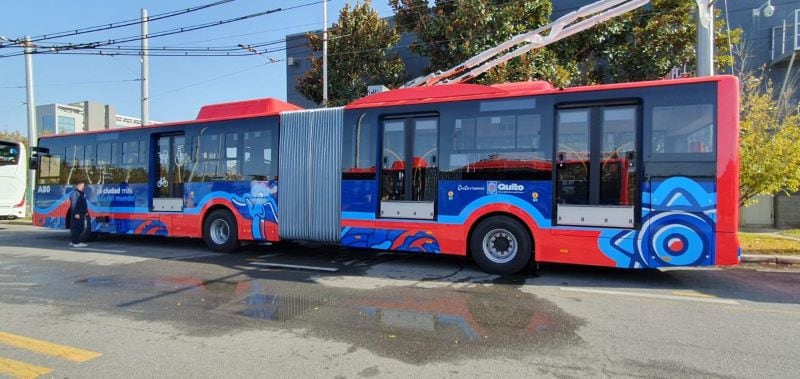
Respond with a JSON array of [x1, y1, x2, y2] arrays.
[[0, 223, 799, 378]]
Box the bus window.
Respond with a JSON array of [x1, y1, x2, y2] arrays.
[[0, 142, 19, 165], [225, 133, 240, 180], [651, 104, 714, 155], [38, 155, 62, 185], [342, 113, 377, 179], [445, 113, 548, 180], [194, 133, 223, 181], [243, 127, 277, 180], [122, 141, 147, 183]]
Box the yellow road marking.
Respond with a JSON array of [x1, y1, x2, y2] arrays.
[[0, 332, 101, 363], [0, 356, 52, 379], [670, 290, 716, 299]]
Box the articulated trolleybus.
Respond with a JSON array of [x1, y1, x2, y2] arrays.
[[33, 75, 739, 274], [0, 140, 27, 219]]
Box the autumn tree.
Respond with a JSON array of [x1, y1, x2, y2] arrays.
[[391, 0, 739, 86], [391, 0, 575, 86], [297, 0, 405, 106], [553, 0, 741, 85], [738, 73, 800, 207], [0, 130, 27, 146]]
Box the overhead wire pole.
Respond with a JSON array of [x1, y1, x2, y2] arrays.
[[322, 0, 328, 106], [23, 36, 37, 217], [696, 0, 715, 77], [141, 8, 150, 126]]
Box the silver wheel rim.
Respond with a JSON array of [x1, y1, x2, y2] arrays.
[[482, 228, 518, 264], [210, 219, 230, 245]]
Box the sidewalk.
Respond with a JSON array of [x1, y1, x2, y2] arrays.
[[739, 228, 800, 265], [741, 254, 800, 265]]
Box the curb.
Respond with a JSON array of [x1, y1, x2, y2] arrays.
[[0, 220, 32, 226], [741, 254, 800, 265]]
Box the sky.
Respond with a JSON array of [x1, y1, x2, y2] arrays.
[[0, 0, 397, 135]]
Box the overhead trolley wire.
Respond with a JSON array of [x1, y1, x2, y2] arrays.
[[0, 0, 237, 48]]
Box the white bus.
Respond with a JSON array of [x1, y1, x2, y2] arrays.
[[0, 140, 27, 219]]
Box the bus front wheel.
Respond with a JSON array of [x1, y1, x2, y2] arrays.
[[203, 209, 240, 253], [470, 216, 532, 275]]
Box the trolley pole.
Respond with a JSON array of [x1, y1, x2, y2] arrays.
[[696, 0, 715, 77], [23, 36, 37, 218]]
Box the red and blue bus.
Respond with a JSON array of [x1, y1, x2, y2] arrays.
[[33, 75, 739, 274]]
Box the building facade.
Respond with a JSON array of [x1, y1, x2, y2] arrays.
[[36, 101, 152, 135]]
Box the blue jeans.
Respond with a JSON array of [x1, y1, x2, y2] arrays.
[[70, 214, 87, 244]]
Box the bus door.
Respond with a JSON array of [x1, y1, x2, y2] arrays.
[[380, 116, 438, 220], [152, 134, 187, 212], [554, 104, 639, 228]]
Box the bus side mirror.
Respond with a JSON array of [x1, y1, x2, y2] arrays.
[[29, 147, 49, 170]]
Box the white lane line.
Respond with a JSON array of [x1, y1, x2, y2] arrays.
[[0, 274, 16, 277], [0, 283, 37, 286], [68, 247, 128, 253], [250, 262, 339, 272], [559, 287, 740, 305], [167, 253, 225, 260]]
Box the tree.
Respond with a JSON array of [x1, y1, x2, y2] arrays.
[[391, 0, 575, 86], [0, 130, 27, 146], [738, 73, 800, 207], [391, 0, 740, 87], [297, 0, 405, 106], [553, 0, 741, 85]]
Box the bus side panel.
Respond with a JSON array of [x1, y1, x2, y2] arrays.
[[33, 185, 69, 230], [715, 76, 740, 265]]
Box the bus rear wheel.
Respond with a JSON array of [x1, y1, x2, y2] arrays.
[[470, 216, 532, 275], [203, 209, 240, 253]]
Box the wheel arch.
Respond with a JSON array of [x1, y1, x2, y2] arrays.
[[466, 210, 536, 261]]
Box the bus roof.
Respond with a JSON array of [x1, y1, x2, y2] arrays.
[[39, 97, 302, 140], [345, 75, 736, 110]]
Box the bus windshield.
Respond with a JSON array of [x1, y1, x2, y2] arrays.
[[0, 141, 20, 166]]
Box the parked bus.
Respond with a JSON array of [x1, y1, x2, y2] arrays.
[[0, 140, 27, 219], [33, 75, 739, 274]]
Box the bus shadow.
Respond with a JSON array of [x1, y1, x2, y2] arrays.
[[531, 263, 800, 306], [10, 227, 800, 306]]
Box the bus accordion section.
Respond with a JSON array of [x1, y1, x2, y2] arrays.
[[32, 75, 739, 274]]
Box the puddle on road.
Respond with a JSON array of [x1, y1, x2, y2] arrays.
[[222, 279, 585, 364], [73, 274, 584, 364]]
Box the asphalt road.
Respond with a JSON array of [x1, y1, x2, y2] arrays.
[[0, 222, 798, 378]]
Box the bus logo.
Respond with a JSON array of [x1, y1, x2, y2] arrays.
[[487, 181, 498, 194]]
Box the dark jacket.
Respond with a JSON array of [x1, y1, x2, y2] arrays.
[[70, 189, 88, 215]]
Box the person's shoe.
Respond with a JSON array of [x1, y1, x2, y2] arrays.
[[73, 243, 88, 248], [69, 243, 76, 247]]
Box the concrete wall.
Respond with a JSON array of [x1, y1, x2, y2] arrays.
[[776, 192, 800, 228]]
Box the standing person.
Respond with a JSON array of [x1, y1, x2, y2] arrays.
[[69, 180, 89, 248]]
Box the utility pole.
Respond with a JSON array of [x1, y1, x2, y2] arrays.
[[322, 0, 328, 107], [23, 36, 37, 217], [141, 8, 150, 126], [696, 0, 715, 77]]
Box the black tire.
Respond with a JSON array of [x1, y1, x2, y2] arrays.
[[470, 215, 533, 275], [203, 209, 240, 253]]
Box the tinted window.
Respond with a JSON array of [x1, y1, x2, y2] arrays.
[[121, 140, 147, 183], [243, 126, 278, 180], [0, 142, 19, 166], [651, 104, 714, 154], [342, 113, 377, 179], [444, 112, 548, 180]]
